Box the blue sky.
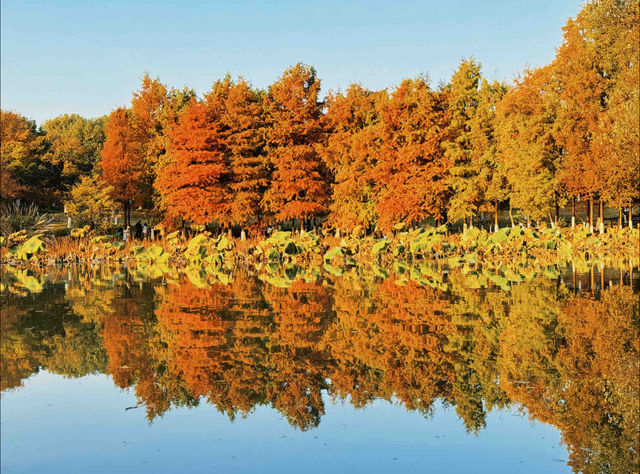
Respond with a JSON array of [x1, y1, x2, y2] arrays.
[[1, 0, 583, 125]]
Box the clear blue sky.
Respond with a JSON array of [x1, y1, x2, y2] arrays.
[[1, 0, 583, 125]]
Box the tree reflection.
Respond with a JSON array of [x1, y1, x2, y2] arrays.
[[1, 268, 637, 472]]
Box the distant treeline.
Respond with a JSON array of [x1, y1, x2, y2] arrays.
[[1, 0, 638, 232]]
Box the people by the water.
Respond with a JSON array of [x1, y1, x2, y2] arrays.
[[134, 220, 143, 239]]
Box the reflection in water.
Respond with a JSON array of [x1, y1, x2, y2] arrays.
[[1, 266, 638, 473]]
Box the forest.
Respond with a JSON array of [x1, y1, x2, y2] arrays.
[[1, 0, 638, 234]]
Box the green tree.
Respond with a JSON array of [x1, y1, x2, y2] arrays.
[[0, 110, 55, 205], [65, 175, 117, 231], [42, 114, 106, 189]]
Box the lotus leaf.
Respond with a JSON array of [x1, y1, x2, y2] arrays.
[[323, 246, 344, 262], [217, 235, 234, 251], [284, 241, 302, 255], [371, 240, 389, 255]]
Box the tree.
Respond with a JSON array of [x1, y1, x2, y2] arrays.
[[0, 110, 54, 204], [156, 99, 230, 228], [206, 76, 268, 229], [0, 157, 24, 202], [41, 114, 105, 189], [65, 175, 116, 231], [149, 85, 196, 218], [444, 59, 481, 227], [374, 77, 451, 232], [263, 64, 329, 225], [100, 107, 144, 228], [323, 84, 386, 232], [130, 74, 170, 207], [495, 67, 563, 224], [469, 80, 509, 229], [585, 0, 640, 225]]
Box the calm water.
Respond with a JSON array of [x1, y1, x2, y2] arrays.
[[1, 265, 638, 473]]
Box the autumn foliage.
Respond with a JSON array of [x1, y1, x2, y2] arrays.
[[1, 1, 637, 233], [100, 107, 144, 226]]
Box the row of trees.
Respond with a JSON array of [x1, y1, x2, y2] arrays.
[[0, 111, 105, 205], [98, 0, 639, 231], [2, 0, 637, 232], [2, 269, 638, 472]]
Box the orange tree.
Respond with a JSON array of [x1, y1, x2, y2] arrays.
[[322, 84, 386, 232], [156, 99, 230, 228], [100, 107, 144, 227], [374, 77, 451, 232], [206, 76, 268, 230], [263, 64, 329, 227]]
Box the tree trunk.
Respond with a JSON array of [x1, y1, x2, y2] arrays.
[[589, 198, 594, 233], [629, 203, 633, 230], [619, 207, 623, 228], [599, 199, 604, 225], [571, 197, 576, 229], [620, 267, 623, 286], [508, 203, 514, 227], [555, 196, 559, 227], [123, 200, 131, 229], [598, 199, 604, 233], [494, 201, 499, 232], [586, 198, 590, 226]]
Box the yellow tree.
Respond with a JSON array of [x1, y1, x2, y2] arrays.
[[587, 0, 640, 226], [495, 67, 563, 225], [41, 114, 105, 189], [0, 111, 51, 203], [469, 80, 509, 230]]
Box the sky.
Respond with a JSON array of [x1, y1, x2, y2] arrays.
[[1, 0, 584, 125]]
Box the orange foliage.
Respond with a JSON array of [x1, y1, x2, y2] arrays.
[[323, 85, 386, 231], [156, 100, 231, 227], [100, 107, 144, 225], [374, 79, 451, 232], [206, 77, 268, 228], [263, 64, 328, 223]]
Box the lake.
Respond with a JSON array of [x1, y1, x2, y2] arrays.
[[1, 264, 638, 473]]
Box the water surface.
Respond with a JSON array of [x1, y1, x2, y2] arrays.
[[1, 265, 638, 473]]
